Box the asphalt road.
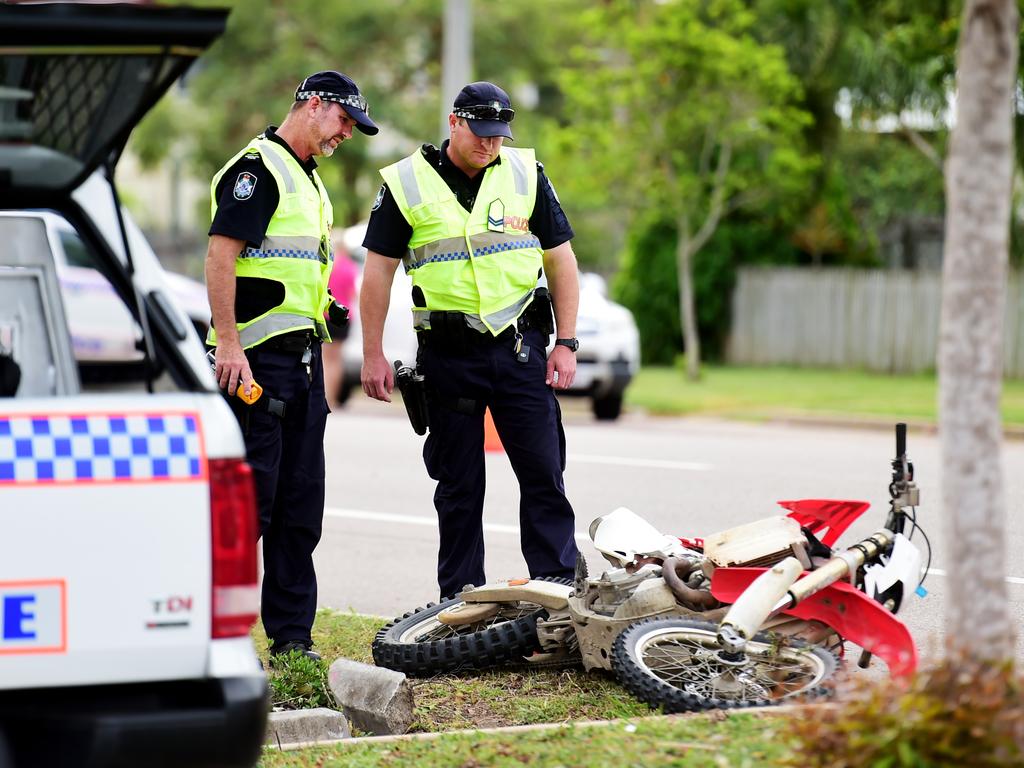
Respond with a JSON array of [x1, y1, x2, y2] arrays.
[[314, 395, 1024, 668]]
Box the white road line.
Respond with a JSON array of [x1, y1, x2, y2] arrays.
[[927, 567, 1024, 586], [326, 507, 1024, 584], [568, 454, 712, 472], [325, 506, 589, 539], [325, 507, 519, 535]]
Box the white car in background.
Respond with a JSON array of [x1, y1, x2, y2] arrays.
[[0, 210, 211, 380], [338, 224, 640, 420]]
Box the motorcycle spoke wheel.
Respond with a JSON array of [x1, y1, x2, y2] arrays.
[[396, 602, 544, 644], [612, 617, 837, 713], [372, 578, 572, 677]]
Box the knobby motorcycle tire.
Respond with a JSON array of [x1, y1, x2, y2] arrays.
[[372, 578, 572, 677], [611, 616, 838, 714]]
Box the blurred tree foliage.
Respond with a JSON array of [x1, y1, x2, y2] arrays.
[[128, 0, 1024, 365], [555, 0, 813, 378], [615, 215, 797, 364], [136, 0, 590, 230]]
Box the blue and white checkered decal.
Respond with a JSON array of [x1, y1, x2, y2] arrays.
[[0, 413, 204, 485]]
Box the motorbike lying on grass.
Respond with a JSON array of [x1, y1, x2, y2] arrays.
[[372, 424, 930, 712]]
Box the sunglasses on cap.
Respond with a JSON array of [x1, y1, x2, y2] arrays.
[[453, 103, 515, 123], [296, 90, 370, 114]]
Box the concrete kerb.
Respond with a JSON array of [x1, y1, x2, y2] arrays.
[[265, 708, 350, 748], [328, 657, 414, 736], [264, 702, 835, 752], [262, 658, 414, 748]]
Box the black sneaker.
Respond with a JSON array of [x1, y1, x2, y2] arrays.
[[269, 640, 321, 662]]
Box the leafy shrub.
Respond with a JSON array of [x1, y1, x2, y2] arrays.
[[785, 659, 1024, 768], [267, 650, 336, 711], [613, 216, 798, 364]]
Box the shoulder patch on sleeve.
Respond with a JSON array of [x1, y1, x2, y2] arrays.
[[371, 184, 385, 212], [233, 171, 258, 201]]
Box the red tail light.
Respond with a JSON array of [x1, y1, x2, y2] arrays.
[[209, 458, 260, 638]]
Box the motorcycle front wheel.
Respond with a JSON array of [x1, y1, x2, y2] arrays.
[[372, 596, 548, 676], [612, 617, 838, 713]]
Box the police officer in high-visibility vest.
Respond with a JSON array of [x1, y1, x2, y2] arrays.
[[361, 81, 581, 599], [206, 71, 378, 660]]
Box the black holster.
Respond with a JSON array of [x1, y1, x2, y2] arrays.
[[522, 287, 555, 336], [394, 360, 429, 435]]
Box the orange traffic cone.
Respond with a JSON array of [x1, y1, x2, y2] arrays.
[[484, 407, 504, 453]]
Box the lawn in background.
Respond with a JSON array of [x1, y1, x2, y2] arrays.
[[627, 365, 1024, 426]]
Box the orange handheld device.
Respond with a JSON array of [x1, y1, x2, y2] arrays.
[[206, 350, 263, 404], [236, 382, 263, 404]]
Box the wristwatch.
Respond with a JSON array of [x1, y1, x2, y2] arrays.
[[555, 337, 580, 353]]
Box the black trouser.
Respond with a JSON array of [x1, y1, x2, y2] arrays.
[[419, 327, 578, 599], [226, 338, 327, 648]]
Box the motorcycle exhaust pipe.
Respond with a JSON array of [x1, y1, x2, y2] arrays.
[[662, 557, 721, 611]]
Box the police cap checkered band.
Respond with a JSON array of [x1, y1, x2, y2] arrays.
[[294, 70, 379, 135], [295, 91, 369, 115]]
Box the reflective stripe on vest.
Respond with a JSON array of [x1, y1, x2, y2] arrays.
[[380, 146, 542, 336], [207, 137, 333, 349]]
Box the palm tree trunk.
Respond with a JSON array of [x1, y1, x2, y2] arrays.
[[939, 0, 1018, 663]]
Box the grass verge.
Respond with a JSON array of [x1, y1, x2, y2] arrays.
[[627, 364, 1024, 426], [257, 610, 651, 729], [260, 710, 787, 767], [255, 610, 790, 766]]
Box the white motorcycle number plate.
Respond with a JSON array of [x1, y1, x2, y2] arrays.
[[864, 533, 923, 599]]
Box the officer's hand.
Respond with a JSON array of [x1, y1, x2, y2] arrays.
[[361, 352, 394, 402], [215, 340, 254, 397], [546, 345, 576, 390]]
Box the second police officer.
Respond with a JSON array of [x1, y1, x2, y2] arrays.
[[360, 81, 581, 600]]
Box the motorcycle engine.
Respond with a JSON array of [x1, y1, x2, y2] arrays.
[[589, 563, 673, 616]]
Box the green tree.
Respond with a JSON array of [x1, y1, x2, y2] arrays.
[[615, 215, 796, 364], [136, 0, 593, 235], [558, 0, 814, 380]]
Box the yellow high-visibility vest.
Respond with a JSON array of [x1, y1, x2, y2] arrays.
[[207, 137, 333, 349], [380, 146, 542, 336]]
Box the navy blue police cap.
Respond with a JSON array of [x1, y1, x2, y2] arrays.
[[453, 81, 514, 140], [295, 71, 379, 136]]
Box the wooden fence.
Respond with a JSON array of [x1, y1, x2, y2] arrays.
[[726, 267, 1024, 377]]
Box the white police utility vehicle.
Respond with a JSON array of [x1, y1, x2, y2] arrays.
[[0, 5, 266, 767]]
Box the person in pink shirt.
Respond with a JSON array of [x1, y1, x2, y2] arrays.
[[323, 239, 358, 408]]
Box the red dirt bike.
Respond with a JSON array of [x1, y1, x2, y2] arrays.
[[372, 424, 929, 712]]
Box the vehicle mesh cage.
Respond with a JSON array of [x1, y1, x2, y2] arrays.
[[29, 56, 120, 158], [0, 53, 185, 188]]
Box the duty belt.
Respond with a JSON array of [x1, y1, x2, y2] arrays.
[[258, 330, 317, 354], [418, 318, 517, 350]]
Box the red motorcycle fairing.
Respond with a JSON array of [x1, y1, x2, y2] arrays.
[[776, 498, 871, 548], [710, 566, 918, 678]]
